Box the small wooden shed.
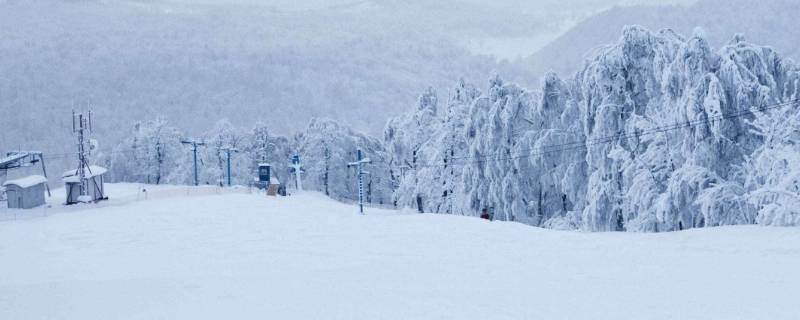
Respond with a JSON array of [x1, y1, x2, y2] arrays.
[[2, 175, 47, 209], [63, 165, 108, 204], [266, 176, 281, 196]]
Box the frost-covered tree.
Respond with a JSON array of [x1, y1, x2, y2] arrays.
[[458, 73, 587, 225], [389, 81, 481, 214], [108, 118, 183, 184], [244, 123, 293, 188], [740, 74, 800, 226], [567, 27, 798, 231], [298, 118, 393, 204], [428, 80, 480, 214], [385, 87, 442, 211], [199, 119, 248, 186], [461, 75, 539, 222], [388, 26, 800, 231]]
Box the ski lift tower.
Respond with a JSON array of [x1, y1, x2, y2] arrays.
[[347, 148, 371, 214], [289, 154, 304, 192], [218, 147, 239, 187], [181, 138, 206, 186], [0, 151, 52, 200]]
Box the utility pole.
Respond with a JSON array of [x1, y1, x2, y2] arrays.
[[181, 139, 206, 186], [218, 147, 238, 187], [347, 148, 371, 214], [289, 154, 304, 191], [412, 149, 422, 213]]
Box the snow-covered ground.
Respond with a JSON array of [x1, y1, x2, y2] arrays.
[[1, 184, 798, 319]]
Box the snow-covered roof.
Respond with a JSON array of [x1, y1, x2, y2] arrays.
[[3, 175, 47, 188], [258, 163, 271, 167], [63, 165, 108, 180], [0, 152, 29, 168]]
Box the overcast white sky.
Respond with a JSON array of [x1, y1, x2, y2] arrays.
[[159, 0, 697, 60], [166, 0, 697, 11]]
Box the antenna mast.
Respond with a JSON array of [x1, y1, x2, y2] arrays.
[[72, 110, 94, 198]]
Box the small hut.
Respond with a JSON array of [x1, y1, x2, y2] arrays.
[[266, 176, 281, 196], [63, 165, 108, 204], [255, 163, 281, 196], [2, 175, 47, 209]]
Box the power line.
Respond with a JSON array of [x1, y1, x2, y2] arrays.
[[381, 98, 799, 169], [14, 99, 799, 177]]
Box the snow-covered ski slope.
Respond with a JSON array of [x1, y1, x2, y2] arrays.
[[1, 185, 798, 319]]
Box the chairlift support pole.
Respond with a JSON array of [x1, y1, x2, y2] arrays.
[[347, 149, 371, 214], [182, 139, 206, 186], [290, 154, 303, 192], [35, 152, 51, 197], [219, 147, 239, 187]]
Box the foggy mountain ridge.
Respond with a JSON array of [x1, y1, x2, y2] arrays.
[[0, 0, 701, 157], [0, 0, 535, 153], [527, 0, 800, 78]]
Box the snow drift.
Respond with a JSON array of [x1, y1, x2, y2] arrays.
[[1, 188, 799, 319]]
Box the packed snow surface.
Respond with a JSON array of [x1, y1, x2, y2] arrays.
[[1, 185, 798, 319]]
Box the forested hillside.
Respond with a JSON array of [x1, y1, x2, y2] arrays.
[[102, 26, 800, 231]]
